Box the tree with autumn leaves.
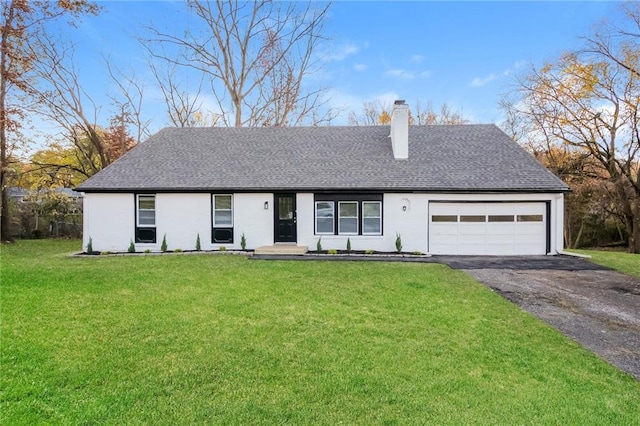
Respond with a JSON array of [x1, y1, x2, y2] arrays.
[[1, 0, 100, 241], [503, 2, 639, 252]]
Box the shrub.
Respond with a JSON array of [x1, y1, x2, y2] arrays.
[[316, 236, 322, 252], [365, 249, 375, 255], [413, 250, 424, 256], [219, 246, 227, 252], [128, 240, 135, 253], [144, 249, 151, 254], [86, 237, 93, 254], [161, 234, 168, 252], [240, 233, 247, 250], [174, 248, 183, 253], [100, 251, 112, 255], [328, 248, 338, 255], [195, 234, 201, 251], [395, 233, 403, 253], [346, 238, 351, 252]]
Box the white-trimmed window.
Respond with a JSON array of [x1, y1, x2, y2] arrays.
[[338, 201, 358, 235], [136, 194, 156, 243], [137, 195, 156, 226], [212, 194, 233, 243], [362, 201, 382, 235], [214, 194, 233, 226], [315, 201, 334, 234]]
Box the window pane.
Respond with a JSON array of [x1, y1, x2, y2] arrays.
[[317, 217, 333, 234], [363, 217, 381, 234], [517, 214, 543, 222], [139, 210, 155, 225], [138, 196, 155, 210], [213, 228, 233, 243], [432, 215, 457, 222], [460, 215, 486, 222], [363, 202, 380, 217], [488, 215, 514, 222], [316, 202, 334, 218], [215, 211, 232, 225], [339, 202, 357, 217], [215, 195, 232, 210], [278, 197, 293, 220], [339, 218, 358, 234], [136, 227, 156, 243]]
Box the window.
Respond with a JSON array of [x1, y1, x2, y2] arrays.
[[460, 215, 486, 222], [338, 201, 358, 234], [517, 214, 543, 222], [362, 201, 382, 235], [315, 201, 334, 234], [212, 195, 233, 243], [313, 194, 383, 236], [488, 215, 514, 222], [136, 194, 156, 243], [214, 195, 233, 226], [432, 215, 457, 222]]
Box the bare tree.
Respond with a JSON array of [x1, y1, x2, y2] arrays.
[[348, 101, 392, 126], [28, 33, 146, 179], [148, 58, 208, 127], [143, 0, 331, 127], [104, 57, 151, 144], [414, 101, 470, 125], [348, 100, 470, 126]]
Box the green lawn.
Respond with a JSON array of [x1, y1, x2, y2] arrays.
[[2, 240, 639, 425], [569, 249, 640, 279]]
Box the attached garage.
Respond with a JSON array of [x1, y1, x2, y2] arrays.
[[428, 202, 549, 255]]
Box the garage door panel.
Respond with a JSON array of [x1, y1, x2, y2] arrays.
[[458, 224, 486, 235], [458, 235, 486, 245], [429, 202, 547, 255]]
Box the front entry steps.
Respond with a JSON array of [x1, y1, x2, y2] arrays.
[[254, 245, 308, 255]]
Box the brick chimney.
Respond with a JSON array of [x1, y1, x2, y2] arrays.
[[390, 100, 409, 159]]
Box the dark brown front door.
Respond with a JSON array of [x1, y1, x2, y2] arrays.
[[274, 194, 296, 243]]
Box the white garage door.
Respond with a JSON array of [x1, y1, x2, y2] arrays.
[[429, 202, 547, 255]]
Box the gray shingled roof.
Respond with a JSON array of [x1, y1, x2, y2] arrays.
[[76, 124, 568, 192]]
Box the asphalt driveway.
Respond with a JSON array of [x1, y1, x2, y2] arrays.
[[438, 255, 640, 381]]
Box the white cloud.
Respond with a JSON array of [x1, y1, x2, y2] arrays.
[[471, 61, 528, 87], [384, 68, 431, 80], [324, 43, 359, 62], [354, 63, 368, 72], [371, 91, 401, 106], [384, 69, 415, 80], [410, 54, 424, 64], [470, 73, 498, 87]]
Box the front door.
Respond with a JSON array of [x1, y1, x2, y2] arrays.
[[274, 193, 297, 243]]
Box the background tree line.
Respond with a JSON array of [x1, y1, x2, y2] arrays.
[[502, 2, 639, 252], [1, 1, 638, 252]]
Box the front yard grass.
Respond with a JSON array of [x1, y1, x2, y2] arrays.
[[2, 240, 639, 424], [570, 249, 640, 279]]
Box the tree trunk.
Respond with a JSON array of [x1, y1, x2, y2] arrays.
[[630, 204, 640, 254], [572, 220, 585, 249], [0, 2, 12, 242]]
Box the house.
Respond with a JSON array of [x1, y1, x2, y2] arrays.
[[76, 101, 569, 255]]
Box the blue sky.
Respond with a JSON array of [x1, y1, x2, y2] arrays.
[[61, 1, 620, 134]]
